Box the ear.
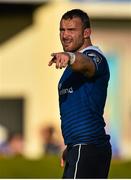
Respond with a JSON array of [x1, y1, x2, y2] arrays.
[[84, 28, 91, 38]]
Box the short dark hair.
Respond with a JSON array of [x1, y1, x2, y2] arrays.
[[61, 9, 90, 29]]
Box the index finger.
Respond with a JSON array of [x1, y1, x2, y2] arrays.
[[48, 59, 54, 66]]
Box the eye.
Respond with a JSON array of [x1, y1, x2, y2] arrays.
[[60, 28, 65, 32], [68, 28, 75, 31]]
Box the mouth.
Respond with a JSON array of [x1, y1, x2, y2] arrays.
[[63, 39, 72, 46]]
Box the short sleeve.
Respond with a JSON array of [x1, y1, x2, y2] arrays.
[[83, 50, 109, 77]]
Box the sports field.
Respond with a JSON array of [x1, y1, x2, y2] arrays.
[[0, 155, 131, 178]]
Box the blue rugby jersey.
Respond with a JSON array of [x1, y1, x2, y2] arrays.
[[58, 46, 110, 147]]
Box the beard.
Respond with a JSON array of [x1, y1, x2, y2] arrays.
[[62, 38, 84, 52]]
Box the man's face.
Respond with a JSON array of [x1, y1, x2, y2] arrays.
[[60, 17, 87, 52]]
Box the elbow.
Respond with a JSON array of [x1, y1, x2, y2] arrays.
[[83, 68, 96, 79]]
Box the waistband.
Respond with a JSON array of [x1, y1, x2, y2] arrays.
[[67, 143, 112, 150]]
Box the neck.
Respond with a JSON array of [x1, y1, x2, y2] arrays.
[[77, 37, 92, 52]]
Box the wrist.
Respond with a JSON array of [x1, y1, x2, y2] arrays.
[[66, 52, 76, 65]]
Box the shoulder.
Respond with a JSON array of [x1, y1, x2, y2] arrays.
[[80, 46, 109, 77], [80, 46, 106, 60]]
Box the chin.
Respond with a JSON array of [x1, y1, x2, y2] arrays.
[[63, 45, 79, 52], [64, 47, 73, 52]]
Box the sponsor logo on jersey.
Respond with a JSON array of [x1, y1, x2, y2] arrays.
[[59, 87, 73, 95], [58, 83, 62, 89]]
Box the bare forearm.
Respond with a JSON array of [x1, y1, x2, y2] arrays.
[[70, 52, 95, 77]]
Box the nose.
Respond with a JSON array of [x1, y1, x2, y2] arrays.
[[62, 30, 69, 39]]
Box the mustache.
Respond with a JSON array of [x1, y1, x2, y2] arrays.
[[62, 37, 72, 41]]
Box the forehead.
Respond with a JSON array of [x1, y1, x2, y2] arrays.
[[60, 17, 83, 28]]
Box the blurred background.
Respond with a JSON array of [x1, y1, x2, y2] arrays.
[[0, 0, 131, 178]]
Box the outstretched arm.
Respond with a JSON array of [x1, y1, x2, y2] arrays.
[[48, 52, 96, 78]]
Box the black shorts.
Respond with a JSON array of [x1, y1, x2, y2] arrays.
[[62, 144, 112, 179]]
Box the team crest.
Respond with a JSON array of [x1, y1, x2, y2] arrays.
[[87, 53, 102, 64]]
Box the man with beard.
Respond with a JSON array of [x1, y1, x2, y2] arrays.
[[48, 9, 112, 178]]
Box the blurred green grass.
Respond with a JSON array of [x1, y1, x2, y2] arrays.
[[0, 155, 131, 178]]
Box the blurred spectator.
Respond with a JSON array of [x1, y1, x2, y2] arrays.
[[0, 133, 24, 156], [41, 126, 61, 155]]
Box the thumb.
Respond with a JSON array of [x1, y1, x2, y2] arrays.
[[51, 53, 56, 57]]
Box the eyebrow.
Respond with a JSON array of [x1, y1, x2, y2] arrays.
[[59, 27, 76, 31]]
